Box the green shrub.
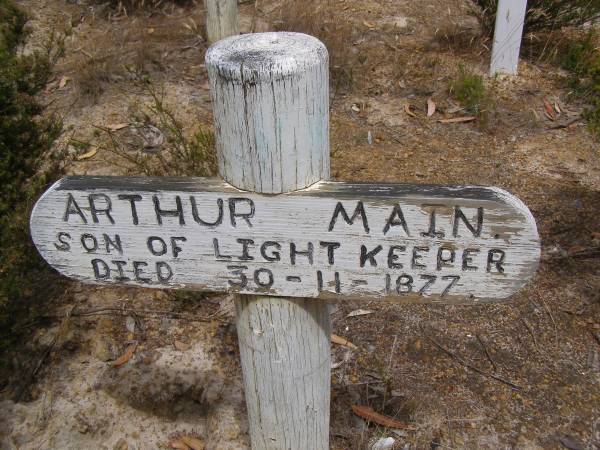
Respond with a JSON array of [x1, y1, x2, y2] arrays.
[[558, 32, 600, 138], [0, 0, 26, 53], [471, 0, 600, 36], [99, 71, 216, 177], [0, 0, 64, 371], [450, 64, 493, 115]]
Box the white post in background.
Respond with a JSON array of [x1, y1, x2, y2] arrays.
[[490, 0, 527, 75], [206, 33, 331, 450], [204, 0, 239, 44]]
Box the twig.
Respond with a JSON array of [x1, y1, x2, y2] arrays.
[[426, 335, 523, 391], [521, 318, 538, 350], [476, 333, 497, 372], [39, 306, 222, 323], [541, 299, 558, 345], [545, 247, 600, 261], [547, 116, 581, 130]]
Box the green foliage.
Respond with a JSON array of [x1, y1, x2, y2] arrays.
[[450, 65, 492, 115], [101, 72, 216, 177], [0, 0, 26, 53], [0, 1, 64, 368], [471, 0, 600, 36], [561, 32, 600, 81], [583, 99, 600, 138], [559, 32, 600, 138]]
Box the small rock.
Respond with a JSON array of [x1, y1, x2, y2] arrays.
[[372, 437, 395, 450], [125, 316, 136, 333], [392, 16, 408, 28]]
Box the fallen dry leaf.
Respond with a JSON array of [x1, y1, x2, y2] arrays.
[[404, 104, 417, 118], [346, 309, 374, 318], [567, 245, 587, 254], [438, 116, 476, 124], [174, 340, 190, 351], [112, 342, 137, 367], [426, 98, 436, 117], [76, 147, 98, 161], [446, 105, 465, 114], [181, 436, 205, 450], [544, 101, 556, 120], [352, 405, 413, 429], [170, 440, 190, 450], [59, 75, 71, 88], [331, 333, 358, 350], [331, 360, 344, 369], [554, 101, 562, 114], [363, 20, 376, 29], [107, 123, 130, 131]]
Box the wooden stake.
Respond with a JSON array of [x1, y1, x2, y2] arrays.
[[490, 0, 527, 75], [206, 33, 331, 449], [204, 0, 239, 44]]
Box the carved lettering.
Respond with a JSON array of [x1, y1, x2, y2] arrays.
[[118, 194, 142, 225], [64, 194, 87, 223], [328, 201, 369, 233], [453, 207, 483, 237], [54, 232, 71, 251], [383, 204, 409, 236]]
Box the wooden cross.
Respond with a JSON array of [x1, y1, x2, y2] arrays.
[[30, 33, 540, 450]]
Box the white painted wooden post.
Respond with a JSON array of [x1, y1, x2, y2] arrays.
[[490, 0, 527, 75], [204, 0, 239, 44], [206, 33, 331, 449]]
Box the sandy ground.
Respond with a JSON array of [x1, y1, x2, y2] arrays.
[[1, 0, 599, 449]]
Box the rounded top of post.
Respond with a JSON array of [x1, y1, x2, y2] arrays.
[[205, 32, 328, 82]]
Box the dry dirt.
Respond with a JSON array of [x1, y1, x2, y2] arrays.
[[1, 0, 599, 449]]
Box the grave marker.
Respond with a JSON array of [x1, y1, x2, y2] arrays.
[[30, 33, 541, 450], [490, 0, 528, 75], [204, 0, 238, 43], [31, 177, 540, 303]]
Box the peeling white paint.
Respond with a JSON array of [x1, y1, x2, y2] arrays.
[[206, 33, 330, 194], [30, 177, 540, 304], [490, 0, 527, 75]]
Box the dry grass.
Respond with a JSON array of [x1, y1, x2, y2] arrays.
[[73, 24, 164, 102], [432, 23, 489, 57], [70, 12, 204, 103], [80, 73, 216, 177], [90, 0, 197, 17], [273, 0, 357, 93]]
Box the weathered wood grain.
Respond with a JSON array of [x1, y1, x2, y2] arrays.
[[204, 0, 238, 44], [490, 0, 527, 75], [205, 32, 330, 194], [30, 176, 540, 304], [207, 32, 331, 450], [234, 295, 331, 449]]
